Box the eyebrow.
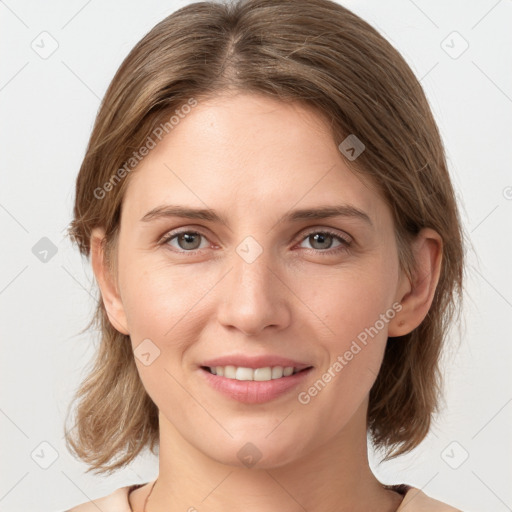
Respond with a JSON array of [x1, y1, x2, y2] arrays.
[[140, 204, 373, 228]]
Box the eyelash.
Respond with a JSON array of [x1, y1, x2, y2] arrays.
[[158, 228, 352, 256]]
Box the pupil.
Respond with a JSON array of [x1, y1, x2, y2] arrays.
[[312, 233, 331, 249], [181, 233, 200, 250]]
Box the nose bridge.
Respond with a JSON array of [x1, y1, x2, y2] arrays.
[[234, 239, 275, 295], [216, 235, 290, 336]]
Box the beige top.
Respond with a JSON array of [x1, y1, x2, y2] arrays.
[[65, 480, 463, 511]]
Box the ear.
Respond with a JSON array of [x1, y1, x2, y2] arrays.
[[90, 227, 130, 335], [388, 227, 443, 337]]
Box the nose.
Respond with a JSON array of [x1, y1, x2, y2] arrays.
[[216, 244, 292, 337]]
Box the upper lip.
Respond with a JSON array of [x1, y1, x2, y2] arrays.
[[201, 355, 313, 371]]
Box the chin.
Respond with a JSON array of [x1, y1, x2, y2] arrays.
[[202, 433, 309, 470]]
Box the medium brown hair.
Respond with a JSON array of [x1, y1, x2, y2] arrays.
[[65, 0, 466, 474]]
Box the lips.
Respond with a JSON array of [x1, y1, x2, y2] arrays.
[[198, 354, 314, 404], [201, 355, 312, 371]]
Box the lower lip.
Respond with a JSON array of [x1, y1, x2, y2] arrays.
[[199, 367, 313, 404]]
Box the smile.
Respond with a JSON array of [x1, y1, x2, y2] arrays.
[[199, 365, 313, 404], [203, 365, 305, 381]]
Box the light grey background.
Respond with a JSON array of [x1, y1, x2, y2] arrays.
[[1, 1, 511, 511]]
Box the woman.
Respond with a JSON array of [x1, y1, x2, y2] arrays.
[[64, 0, 465, 510]]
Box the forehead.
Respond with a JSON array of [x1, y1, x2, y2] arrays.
[[121, 92, 387, 226]]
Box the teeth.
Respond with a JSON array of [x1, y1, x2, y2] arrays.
[[208, 365, 299, 381]]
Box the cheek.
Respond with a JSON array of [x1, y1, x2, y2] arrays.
[[117, 261, 207, 408], [299, 257, 399, 345], [292, 282, 395, 433], [119, 258, 207, 340], [294, 255, 399, 397]]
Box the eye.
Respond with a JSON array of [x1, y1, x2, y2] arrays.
[[159, 230, 210, 252], [158, 227, 352, 256], [298, 229, 352, 254]]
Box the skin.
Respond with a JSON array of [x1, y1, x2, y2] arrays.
[[91, 92, 442, 512]]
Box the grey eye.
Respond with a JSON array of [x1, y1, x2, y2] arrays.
[[300, 232, 345, 251], [167, 231, 207, 251]]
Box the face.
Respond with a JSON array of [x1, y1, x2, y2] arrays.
[[102, 92, 410, 468]]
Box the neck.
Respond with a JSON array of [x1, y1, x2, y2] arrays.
[[145, 402, 403, 512]]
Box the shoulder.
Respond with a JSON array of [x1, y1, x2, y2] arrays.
[[398, 486, 463, 511], [65, 483, 139, 512], [64, 482, 463, 512]]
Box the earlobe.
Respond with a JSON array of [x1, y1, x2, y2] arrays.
[[90, 227, 130, 335], [388, 228, 443, 337]]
